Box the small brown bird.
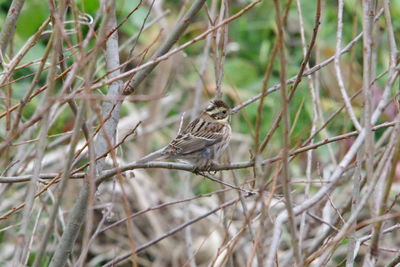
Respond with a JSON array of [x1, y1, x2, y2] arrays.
[[137, 100, 232, 169]]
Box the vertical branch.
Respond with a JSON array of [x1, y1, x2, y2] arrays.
[[13, 2, 64, 265], [259, 0, 320, 154], [273, 0, 302, 265], [345, 154, 363, 266], [0, 18, 56, 155], [54, 4, 96, 264], [182, 172, 196, 267], [0, 0, 25, 61], [123, 0, 207, 95], [192, 0, 217, 118], [254, 0, 294, 160], [335, 0, 362, 131], [182, 2, 219, 264], [48, 182, 90, 267], [369, 0, 396, 260], [295, 0, 320, 250], [361, 0, 375, 187], [267, 55, 398, 267], [14, 104, 49, 265], [254, 44, 278, 156], [49, 1, 118, 266], [49, 0, 208, 265], [75, 101, 97, 267], [10, 28, 52, 134], [3, 1, 400, 265], [32, 95, 86, 267], [311, 119, 400, 265], [94, 13, 123, 174], [213, 0, 228, 100], [346, 1, 372, 266]]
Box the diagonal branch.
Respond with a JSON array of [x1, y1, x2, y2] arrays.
[[123, 0, 207, 95], [49, 1, 208, 265]]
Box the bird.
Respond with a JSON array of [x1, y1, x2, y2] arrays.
[[136, 100, 232, 170]]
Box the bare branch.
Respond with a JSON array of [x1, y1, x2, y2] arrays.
[[0, 0, 25, 60]]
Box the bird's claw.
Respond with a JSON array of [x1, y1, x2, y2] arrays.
[[192, 161, 217, 175], [192, 166, 201, 175]]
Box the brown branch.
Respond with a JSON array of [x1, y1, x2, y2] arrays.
[[123, 0, 208, 95], [1, 120, 398, 186], [102, 195, 255, 267], [273, 0, 301, 264], [231, 8, 384, 115], [0, 0, 25, 61]]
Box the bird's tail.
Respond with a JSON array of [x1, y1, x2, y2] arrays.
[[135, 147, 167, 164]]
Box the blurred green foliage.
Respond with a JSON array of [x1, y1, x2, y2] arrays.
[[2, 0, 399, 159], [1, 1, 399, 264]]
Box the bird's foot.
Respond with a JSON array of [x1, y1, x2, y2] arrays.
[[192, 161, 217, 175], [192, 166, 201, 175], [206, 160, 219, 174]]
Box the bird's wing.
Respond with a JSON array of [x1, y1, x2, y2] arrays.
[[168, 119, 225, 155]]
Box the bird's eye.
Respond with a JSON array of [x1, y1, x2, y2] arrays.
[[222, 110, 227, 114]]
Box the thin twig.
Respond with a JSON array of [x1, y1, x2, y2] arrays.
[[102, 195, 255, 267], [123, 0, 208, 95], [266, 62, 400, 266], [369, 0, 398, 260], [2, 120, 399, 186], [232, 8, 384, 114], [334, 0, 362, 131], [48, 1, 119, 266], [196, 172, 255, 196], [273, 0, 301, 265]]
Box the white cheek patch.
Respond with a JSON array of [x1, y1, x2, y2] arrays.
[[209, 110, 220, 116]]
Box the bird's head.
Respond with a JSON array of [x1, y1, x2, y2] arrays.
[[204, 100, 231, 121]]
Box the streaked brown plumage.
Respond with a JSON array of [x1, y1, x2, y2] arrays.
[[137, 100, 232, 169]]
